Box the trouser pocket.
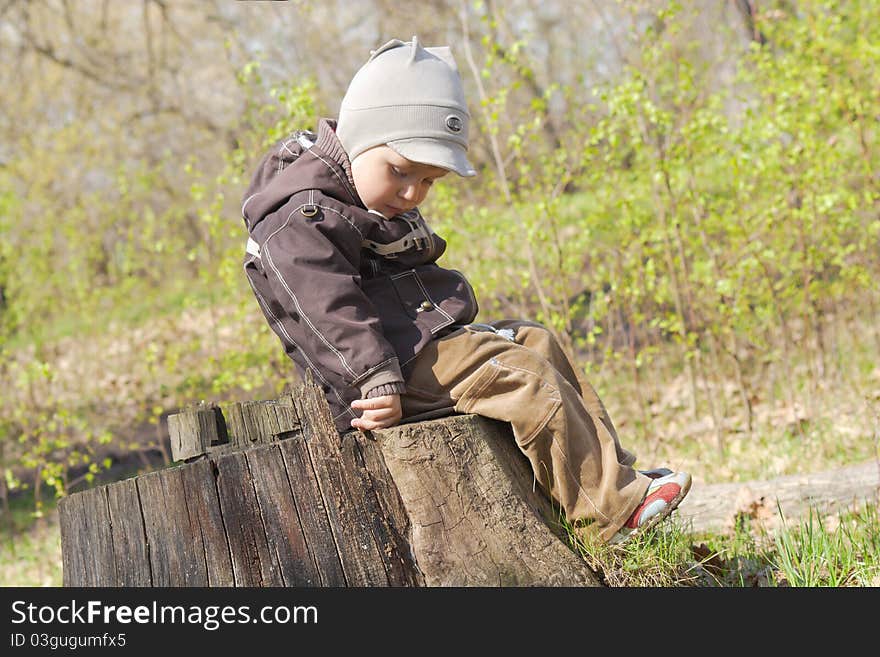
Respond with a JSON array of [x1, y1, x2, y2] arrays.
[[454, 356, 562, 447]]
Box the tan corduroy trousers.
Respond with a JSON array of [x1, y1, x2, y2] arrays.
[[400, 320, 651, 542]]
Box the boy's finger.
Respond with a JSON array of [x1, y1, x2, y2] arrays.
[[352, 394, 398, 409], [361, 407, 396, 421], [351, 398, 384, 410], [351, 413, 401, 431]]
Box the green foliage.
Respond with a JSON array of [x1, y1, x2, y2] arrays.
[[184, 65, 322, 400], [0, 57, 320, 502], [430, 0, 880, 453], [769, 503, 880, 587]]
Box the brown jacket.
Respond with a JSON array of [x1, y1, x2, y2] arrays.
[[241, 119, 479, 432]]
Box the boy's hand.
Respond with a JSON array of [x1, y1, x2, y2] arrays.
[[350, 394, 402, 431]]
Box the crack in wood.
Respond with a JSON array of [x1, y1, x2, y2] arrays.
[[211, 461, 239, 586], [131, 479, 154, 586]]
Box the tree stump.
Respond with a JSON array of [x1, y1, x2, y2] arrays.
[[58, 375, 601, 587]]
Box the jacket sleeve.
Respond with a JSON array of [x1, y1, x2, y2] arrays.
[[259, 197, 405, 397]]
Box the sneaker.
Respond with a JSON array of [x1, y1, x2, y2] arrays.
[[609, 471, 692, 545]]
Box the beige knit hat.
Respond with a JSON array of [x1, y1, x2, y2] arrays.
[[336, 36, 476, 177]]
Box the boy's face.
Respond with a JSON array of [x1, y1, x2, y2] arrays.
[[351, 146, 449, 219]]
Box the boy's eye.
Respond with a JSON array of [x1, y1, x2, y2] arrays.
[[390, 165, 406, 178]]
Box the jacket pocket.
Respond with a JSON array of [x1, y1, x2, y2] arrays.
[[389, 269, 456, 333]]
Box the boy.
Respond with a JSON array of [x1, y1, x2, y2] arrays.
[[240, 37, 690, 544]]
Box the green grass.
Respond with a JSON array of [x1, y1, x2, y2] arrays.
[[0, 516, 62, 587], [557, 499, 880, 587], [1, 489, 63, 587], [769, 503, 880, 587]]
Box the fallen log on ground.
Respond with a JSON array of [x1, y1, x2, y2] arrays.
[[678, 460, 879, 535]]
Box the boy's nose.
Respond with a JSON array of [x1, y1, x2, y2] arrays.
[[400, 184, 420, 202]]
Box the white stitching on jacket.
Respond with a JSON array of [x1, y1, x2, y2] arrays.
[[307, 149, 359, 205], [309, 202, 364, 238], [262, 207, 359, 378], [411, 271, 454, 324], [279, 138, 297, 176], [244, 260, 355, 417], [389, 269, 455, 328], [351, 356, 399, 386], [241, 193, 259, 218], [244, 195, 363, 236]]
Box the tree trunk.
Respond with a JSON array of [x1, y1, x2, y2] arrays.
[[58, 375, 601, 587]]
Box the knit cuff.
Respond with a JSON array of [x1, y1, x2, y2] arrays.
[[365, 381, 407, 399], [356, 358, 404, 398]]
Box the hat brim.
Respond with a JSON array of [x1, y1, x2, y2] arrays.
[[387, 139, 477, 177]]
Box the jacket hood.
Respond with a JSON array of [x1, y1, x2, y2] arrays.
[[240, 119, 362, 233]]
